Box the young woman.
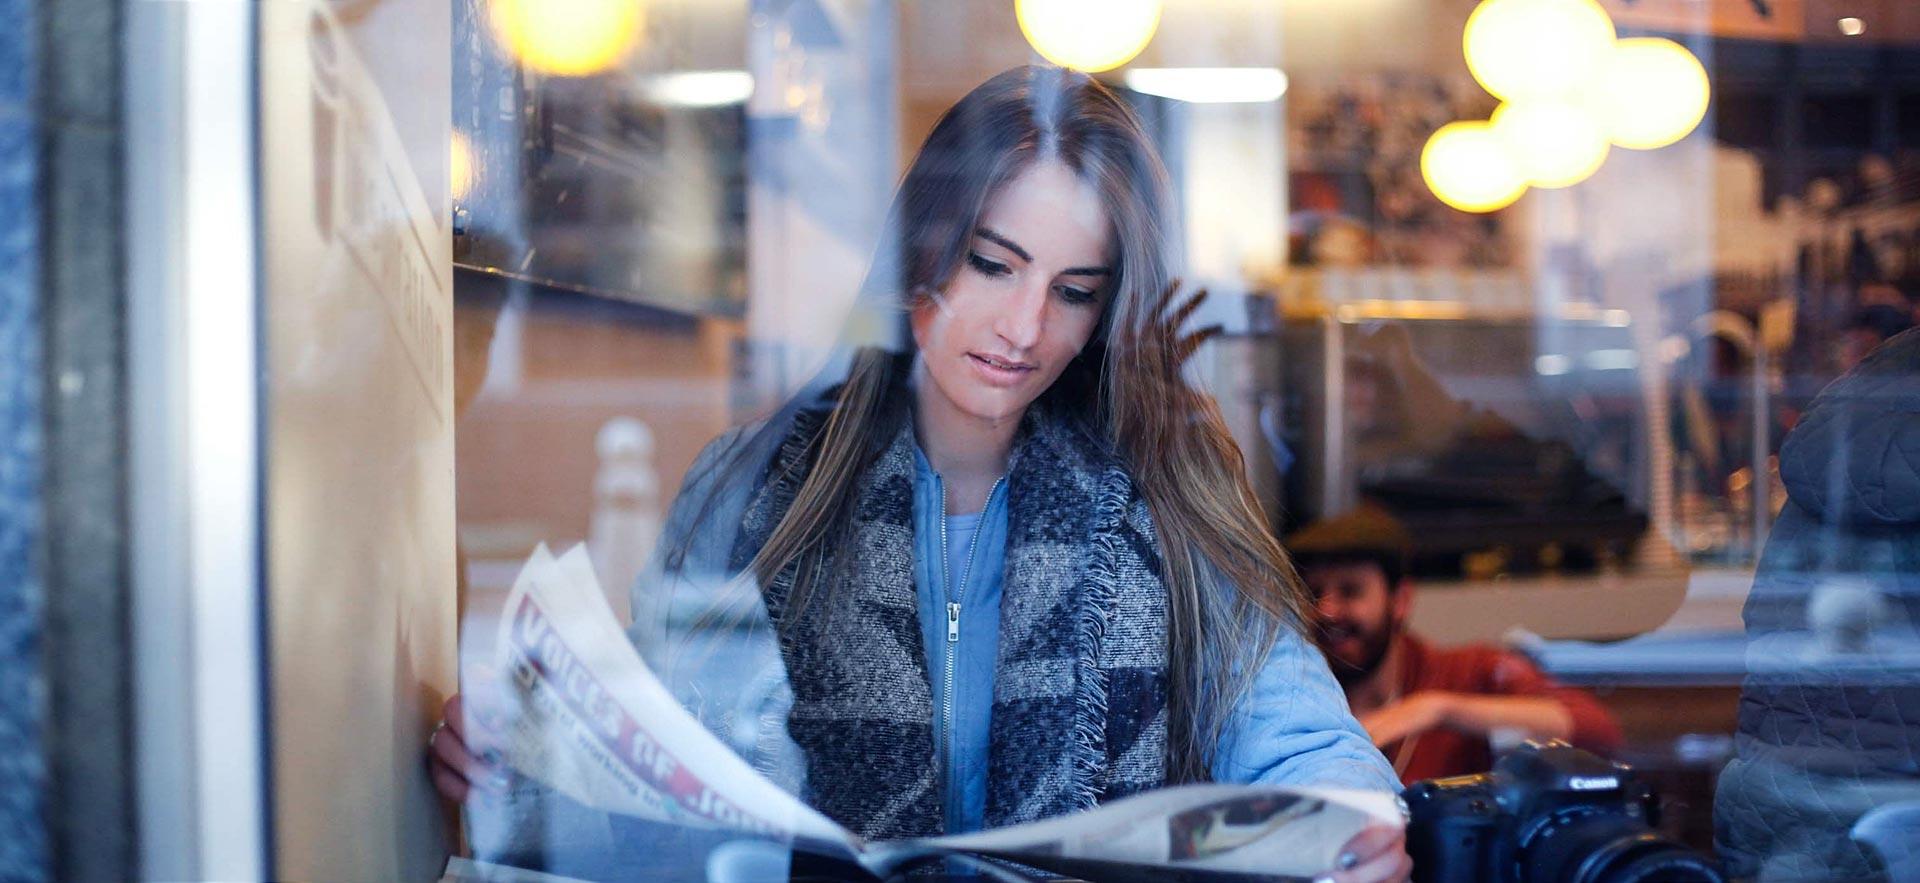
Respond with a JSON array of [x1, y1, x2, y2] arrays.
[[433, 65, 1410, 883]]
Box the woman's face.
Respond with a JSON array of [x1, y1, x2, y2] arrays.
[[910, 159, 1114, 429]]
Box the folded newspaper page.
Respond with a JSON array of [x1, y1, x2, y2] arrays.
[[492, 544, 847, 845], [441, 855, 596, 883], [489, 544, 1396, 882], [894, 783, 1400, 881]]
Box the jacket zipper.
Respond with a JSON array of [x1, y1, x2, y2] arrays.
[[937, 476, 1004, 787]]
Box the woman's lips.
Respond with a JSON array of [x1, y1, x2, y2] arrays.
[[967, 352, 1035, 387]]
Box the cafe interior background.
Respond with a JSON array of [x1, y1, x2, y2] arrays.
[[5, 0, 1920, 880], [450, 0, 1918, 869]]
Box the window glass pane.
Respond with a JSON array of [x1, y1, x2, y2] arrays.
[[426, 3, 1920, 881]]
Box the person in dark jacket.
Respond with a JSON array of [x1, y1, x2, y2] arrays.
[[1715, 327, 1920, 882]]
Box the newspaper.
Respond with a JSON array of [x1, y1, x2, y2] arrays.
[[492, 545, 844, 844], [487, 544, 1399, 882]]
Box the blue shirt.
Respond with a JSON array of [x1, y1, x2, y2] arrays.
[[908, 446, 1397, 835]]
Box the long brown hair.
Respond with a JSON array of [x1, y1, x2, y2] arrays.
[[742, 66, 1311, 784]]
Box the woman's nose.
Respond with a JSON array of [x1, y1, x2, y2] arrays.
[[994, 282, 1047, 350]]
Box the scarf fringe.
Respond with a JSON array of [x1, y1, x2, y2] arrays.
[[1070, 467, 1132, 810]]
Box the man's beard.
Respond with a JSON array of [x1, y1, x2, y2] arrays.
[[1325, 618, 1399, 689]]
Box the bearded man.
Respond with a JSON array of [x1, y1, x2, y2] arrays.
[[1288, 507, 1622, 785]]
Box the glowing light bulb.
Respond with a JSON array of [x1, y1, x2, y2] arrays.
[[1491, 100, 1609, 188], [487, 0, 644, 78], [1464, 0, 1616, 101], [450, 131, 475, 201], [1588, 37, 1710, 150], [1421, 121, 1529, 213], [1015, 0, 1162, 73]]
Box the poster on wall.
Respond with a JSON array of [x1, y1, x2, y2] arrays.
[[1286, 75, 1514, 269], [257, 0, 455, 879]]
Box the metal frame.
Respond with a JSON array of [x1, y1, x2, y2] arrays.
[[125, 1, 268, 878]]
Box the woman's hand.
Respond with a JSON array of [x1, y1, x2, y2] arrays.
[[1314, 824, 1412, 883], [427, 692, 508, 803], [1139, 279, 1224, 376]]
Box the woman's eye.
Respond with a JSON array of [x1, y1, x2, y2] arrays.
[[1055, 285, 1097, 305], [966, 252, 1012, 278]]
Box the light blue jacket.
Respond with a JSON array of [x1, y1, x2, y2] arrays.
[[908, 446, 1398, 835]]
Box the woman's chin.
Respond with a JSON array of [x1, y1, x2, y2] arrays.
[[952, 391, 1038, 427]]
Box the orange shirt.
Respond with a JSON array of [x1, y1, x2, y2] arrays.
[[1386, 633, 1623, 786]]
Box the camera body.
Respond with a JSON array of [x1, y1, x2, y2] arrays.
[[1404, 741, 1723, 883]]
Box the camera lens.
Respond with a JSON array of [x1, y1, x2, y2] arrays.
[[1522, 814, 1724, 883]]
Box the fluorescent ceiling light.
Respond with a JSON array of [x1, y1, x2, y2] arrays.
[[1585, 348, 1640, 371], [641, 71, 754, 107], [1124, 67, 1288, 103]]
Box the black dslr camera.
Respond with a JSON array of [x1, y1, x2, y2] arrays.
[[1404, 741, 1723, 883]]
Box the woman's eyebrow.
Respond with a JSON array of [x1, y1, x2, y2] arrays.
[[974, 226, 1031, 262], [976, 226, 1113, 277]]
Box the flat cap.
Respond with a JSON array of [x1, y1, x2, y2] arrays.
[[1284, 503, 1412, 559]]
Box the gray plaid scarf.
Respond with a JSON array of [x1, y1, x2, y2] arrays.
[[729, 404, 1171, 842]]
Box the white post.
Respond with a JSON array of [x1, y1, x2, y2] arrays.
[[127, 1, 267, 877], [590, 417, 663, 626]]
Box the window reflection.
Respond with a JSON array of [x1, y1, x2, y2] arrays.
[[435, 2, 1920, 881]]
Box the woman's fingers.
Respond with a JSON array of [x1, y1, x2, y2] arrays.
[[442, 694, 468, 740], [429, 716, 482, 776], [1171, 323, 1224, 368], [1146, 276, 1183, 319], [1336, 824, 1400, 863], [430, 760, 471, 804], [1315, 825, 1410, 883], [1323, 847, 1412, 883], [429, 693, 507, 801], [1163, 286, 1209, 332], [446, 687, 510, 763]]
